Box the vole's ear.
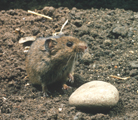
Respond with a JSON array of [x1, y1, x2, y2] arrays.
[[45, 38, 57, 52]]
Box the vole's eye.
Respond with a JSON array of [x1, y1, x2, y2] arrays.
[[66, 41, 73, 47]]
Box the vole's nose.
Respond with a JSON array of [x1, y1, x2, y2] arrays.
[[77, 43, 88, 52], [85, 46, 87, 50]]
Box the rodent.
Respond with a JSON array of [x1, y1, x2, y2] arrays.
[[26, 34, 88, 96]]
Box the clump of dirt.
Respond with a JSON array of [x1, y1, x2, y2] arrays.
[[0, 7, 138, 119]]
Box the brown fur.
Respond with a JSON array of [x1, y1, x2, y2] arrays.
[[26, 35, 87, 96]]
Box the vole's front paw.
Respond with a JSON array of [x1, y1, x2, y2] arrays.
[[68, 73, 74, 83]]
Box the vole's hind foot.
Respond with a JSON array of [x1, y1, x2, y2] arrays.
[[42, 83, 49, 97], [62, 84, 72, 90], [68, 73, 74, 83], [43, 92, 48, 97], [62, 84, 72, 94]]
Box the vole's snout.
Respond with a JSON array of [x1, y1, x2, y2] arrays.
[[77, 42, 88, 52]]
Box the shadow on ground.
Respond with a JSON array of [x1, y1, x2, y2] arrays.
[[1, 0, 138, 11]]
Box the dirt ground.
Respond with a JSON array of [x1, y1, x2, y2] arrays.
[[0, 6, 138, 120]]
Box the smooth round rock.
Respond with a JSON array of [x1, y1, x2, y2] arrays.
[[69, 81, 119, 111]]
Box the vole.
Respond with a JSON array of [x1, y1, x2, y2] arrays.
[[26, 34, 88, 96]]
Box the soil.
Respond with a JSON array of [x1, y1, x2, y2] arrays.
[[0, 6, 138, 120]]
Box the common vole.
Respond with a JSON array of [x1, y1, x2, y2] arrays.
[[26, 34, 87, 96]]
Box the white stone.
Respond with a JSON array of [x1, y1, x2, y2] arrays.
[[69, 81, 119, 111]]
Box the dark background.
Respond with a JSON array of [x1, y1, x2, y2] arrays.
[[0, 0, 138, 11]]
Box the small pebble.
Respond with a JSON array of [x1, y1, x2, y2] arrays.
[[58, 108, 62, 112], [129, 61, 138, 68], [69, 81, 119, 112], [73, 20, 83, 27], [81, 52, 92, 64], [2, 97, 7, 102], [134, 14, 138, 19], [103, 39, 112, 46], [129, 69, 138, 77], [42, 6, 55, 16], [73, 112, 82, 120], [112, 26, 128, 37]]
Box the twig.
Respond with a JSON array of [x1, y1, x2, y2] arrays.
[[52, 19, 68, 36], [60, 19, 68, 33], [28, 10, 53, 20], [110, 75, 130, 80]]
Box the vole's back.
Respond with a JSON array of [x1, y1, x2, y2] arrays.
[[26, 38, 51, 85]]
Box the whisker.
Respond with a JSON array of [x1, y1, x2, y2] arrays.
[[67, 54, 73, 65], [75, 53, 78, 61], [76, 53, 78, 59], [79, 53, 81, 59], [74, 53, 76, 61], [72, 53, 76, 73], [64, 54, 73, 70], [81, 52, 83, 58]]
